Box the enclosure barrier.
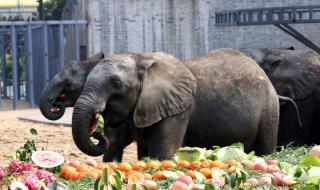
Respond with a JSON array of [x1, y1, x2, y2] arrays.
[[215, 5, 320, 53], [0, 20, 87, 110]]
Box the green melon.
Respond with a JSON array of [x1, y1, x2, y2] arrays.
[[31, 150, 64, 168]]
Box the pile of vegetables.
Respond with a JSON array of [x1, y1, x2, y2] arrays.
[[2, 128, 320, 189]]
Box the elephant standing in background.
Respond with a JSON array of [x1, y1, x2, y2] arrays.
[[248, 48, 320, 146], [38, 53, 133, 161], [72, 49, 280, 160]]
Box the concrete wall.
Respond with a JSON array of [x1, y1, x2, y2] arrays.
[[88, 0, 320, 59]]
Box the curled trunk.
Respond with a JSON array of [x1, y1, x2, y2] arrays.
[[39, 86, 66, 120], [72, 96, 106, 156]]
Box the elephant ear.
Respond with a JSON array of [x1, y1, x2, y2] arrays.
[[270, 53, 320, 100], [133, 53, 197, 128]]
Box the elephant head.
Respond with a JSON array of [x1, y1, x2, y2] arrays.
[[247, 48, 320, 100], [72, 52, 196, 156], [39, 53, 104, 120]]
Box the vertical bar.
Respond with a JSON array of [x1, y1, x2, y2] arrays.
[[11, 25, 18, 109], [27, 24, 34, 107], [59, 24, 64, 69], [2, 33, 6, 98], [43, 24, 49, 86], [75, 24, 80, 61]]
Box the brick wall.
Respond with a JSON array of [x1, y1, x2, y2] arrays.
[[88, 0, 320, 59]]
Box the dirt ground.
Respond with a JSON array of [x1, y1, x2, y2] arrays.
[[0, 108, 138, 164]]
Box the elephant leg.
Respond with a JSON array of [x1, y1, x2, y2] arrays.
[[103, 148, 124, 162], [146, 112, 189, 160], [254, 98, 279, 155]]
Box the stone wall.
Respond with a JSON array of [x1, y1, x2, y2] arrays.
[[88, 0, 320, 59]]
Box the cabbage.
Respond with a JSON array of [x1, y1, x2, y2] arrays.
[[213, 143, 254, 162], [173, 147, 207, 162]]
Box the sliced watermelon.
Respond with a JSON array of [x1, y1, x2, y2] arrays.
[[31, 151, 64, 168]]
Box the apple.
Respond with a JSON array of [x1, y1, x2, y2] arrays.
[[169, 181, 189, 190], [308, 145, 320, 158], [253, 163, 268, 171], [273, 173, 295, 186], [266, 165, 280, 173], [176, 176, 193, 186], [241, 160, 255, 169], [266, 160, 278, 166]]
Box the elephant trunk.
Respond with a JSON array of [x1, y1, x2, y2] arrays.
[[72, 93, 107, 156], [39, 84, 66, 120]]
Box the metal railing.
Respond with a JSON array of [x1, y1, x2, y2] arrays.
[[0, 20, 87, 110]]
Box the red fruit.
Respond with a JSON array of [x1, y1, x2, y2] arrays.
[[176, 176, 193, 185], [308, 145, 320, 158], [169, 181, 189, 190], [273, 173, 294, 186], [266, 160, 278, 166], [143, 180, 158, 190], [266, 165, 280, 173], [253, 163, 267, 171]]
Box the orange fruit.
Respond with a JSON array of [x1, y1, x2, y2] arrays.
[[201, 160, 212, 168], [87, 170, 99, 179], [96, 163, 109, 170], [61, 165, 80, 180], [190, 161, 202, 170], [118, 162, 133, 172], [160, 160, 177, 169], [185, 170, 197, 180], [177, 160, 191, 169], [225, 159, 238, 165], [143, 173, 152, 180], [227, 165, 236, 173], [152, 171, 166, 180], [145, 160, 161, 170], [76, 164, 90, 173], [127, 171, 142, 183], [132, 161, 146, 171], [199, 168, 212, 178], [108, 162, 118, 169]]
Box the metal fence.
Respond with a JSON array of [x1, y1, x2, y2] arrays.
[[0, 20, 87, 110]]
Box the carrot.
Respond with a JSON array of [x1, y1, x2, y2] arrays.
[[160, 160, 177, 169], [76, 164, 90, 173], [61, 165, 80, 180]]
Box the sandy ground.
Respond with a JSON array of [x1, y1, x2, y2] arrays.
[[0, 107, 138, 164]]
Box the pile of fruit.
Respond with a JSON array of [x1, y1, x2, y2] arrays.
[[2, 129, 320, 189], [57, 144, 320, 190]]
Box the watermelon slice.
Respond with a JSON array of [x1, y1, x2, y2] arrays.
[[31, 151, 64, 168]]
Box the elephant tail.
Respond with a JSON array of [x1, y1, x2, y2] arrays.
[[278, 95, 304, 133]]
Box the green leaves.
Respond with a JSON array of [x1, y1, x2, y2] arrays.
[[301, 155, 320, 167], [15, 128, 38, 162]]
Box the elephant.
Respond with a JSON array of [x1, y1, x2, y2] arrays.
[[72, 48, 280, 160], [38, 53, 133, 161], [247, 48, 320, 146]]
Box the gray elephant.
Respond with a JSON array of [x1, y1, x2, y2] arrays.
[[248, 48, 320, 146], [38, 53, 133, 161], [72, 48, 280, 160]]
